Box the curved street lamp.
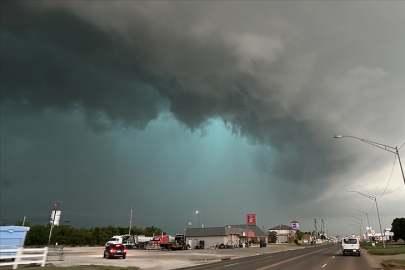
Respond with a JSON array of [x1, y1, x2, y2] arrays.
[[350, 207, 373, 242], [347, 191, 385, 248], [350, 223, 361, 238], [334, 135, 405, 189], [350, 207, 371, 231], [350, 216, 364, 240]]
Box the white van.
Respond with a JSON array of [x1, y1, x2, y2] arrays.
[[341, 237, 360, 256]]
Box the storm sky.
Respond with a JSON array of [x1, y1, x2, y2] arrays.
[[1, 1, 404, 237]]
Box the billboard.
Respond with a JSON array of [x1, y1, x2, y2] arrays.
[[50, 210, 61, 226], [247, 214, 256, 225]]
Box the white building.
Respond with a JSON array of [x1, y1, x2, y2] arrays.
[[185, 225, 267, 249]]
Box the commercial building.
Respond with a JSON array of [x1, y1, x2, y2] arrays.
[[185, 224, 268, 249], [268, 221, 299, 244]]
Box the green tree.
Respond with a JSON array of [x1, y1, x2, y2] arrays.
[[25, 225, 49, 245], [296, 230, 304, 240], [15, 221, 30, 227], [268, 231, 277, 243], [103, 225, 120, 238], [130, 226, 145, 235], [70, 228, 96, 246], [391, 217, 405, 241], [143, 226, 164, 236], [22, 224, 165, 246], [52, 225, 75, 245], [91, 227, 109, 245], [117, 226, 128, 235]]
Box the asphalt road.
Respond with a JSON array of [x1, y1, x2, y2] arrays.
[[178, 244, 372, 270]]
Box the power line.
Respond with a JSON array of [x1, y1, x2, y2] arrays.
[[378, 154, 397, 199]]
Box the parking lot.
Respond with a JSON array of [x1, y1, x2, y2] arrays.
[[49, 245, 305, 269]]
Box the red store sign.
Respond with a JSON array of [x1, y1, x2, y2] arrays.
[[247, 214, 256, 224]]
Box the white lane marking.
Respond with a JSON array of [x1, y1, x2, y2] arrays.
[[322, 263, 327, 268], [225, 263, 239, 267], [332, 256, 335, 258]]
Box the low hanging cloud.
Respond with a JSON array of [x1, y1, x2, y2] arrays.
[[1, 1, 403, 188]]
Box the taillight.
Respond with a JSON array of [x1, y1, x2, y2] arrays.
[[123, 249, 127, 253], [110, 249, 115, 253]]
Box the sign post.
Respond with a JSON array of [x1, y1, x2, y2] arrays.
[[246, 214, 256, 248]]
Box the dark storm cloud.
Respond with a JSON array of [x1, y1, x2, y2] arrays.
[[1, 2, 166, 131], [0, 1, 395, 188]]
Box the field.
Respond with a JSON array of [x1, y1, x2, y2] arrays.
[[361, 242, 405, 255]]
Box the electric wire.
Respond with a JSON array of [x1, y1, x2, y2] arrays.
[[369, 201, 375, 214], [378, 154, 397, 199]]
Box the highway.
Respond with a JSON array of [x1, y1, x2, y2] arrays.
[[179, 244, 372, 270]]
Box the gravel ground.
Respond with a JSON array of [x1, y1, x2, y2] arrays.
[[48, 245, 305, 269], [47, 244, 405, 269]]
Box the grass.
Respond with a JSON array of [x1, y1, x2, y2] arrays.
[[381, 260, 405, 269], [361, 242, 405, 255]]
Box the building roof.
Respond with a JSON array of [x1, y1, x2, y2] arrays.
[[225, 224, 268, 237], [186, 227, 241, 237], [269, 224, 295, 231], [186, 224, 268, 238]]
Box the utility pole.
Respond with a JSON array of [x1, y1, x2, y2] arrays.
[[128, 207, 133, 235], [246, 223, 249, 248], [314, 219, 318, 239], [321, 219, 324, 235], [48, 201, 62, 246], [22, 216, 26, 226]]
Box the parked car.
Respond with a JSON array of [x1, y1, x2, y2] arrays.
[[341, 237, 360, 256], [104, 244, 127, 259]]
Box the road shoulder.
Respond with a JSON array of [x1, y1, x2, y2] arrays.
[[362, 248, 405, 269]]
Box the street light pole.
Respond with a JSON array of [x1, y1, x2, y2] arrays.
[[350, 216, 364, 240], [129, 207, 133, 235], [196, 211, 201, 228], [350, 223, 361, 238], [350, 208, 372, 241], [350, 220, 362, 240], [48, 201, 62, 246], [350, 207, 371, 231], [347, 191, 385, 248], [334, 135, 405, 189]]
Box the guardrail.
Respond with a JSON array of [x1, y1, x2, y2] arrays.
[[0, 247, 48, 269]]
